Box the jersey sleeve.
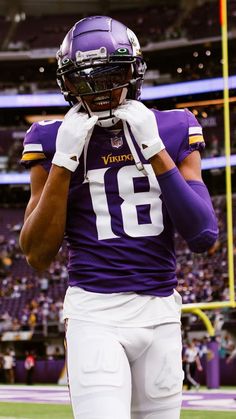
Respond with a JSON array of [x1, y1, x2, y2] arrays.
[[20, 120, 62, 172], [176, 108, 205, 165]]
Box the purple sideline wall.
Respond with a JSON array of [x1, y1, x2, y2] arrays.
[[14, 360, 65, 384], [196, 357, 236, 387], [9, 358, 236, 385], [206, 340, 220, 389]]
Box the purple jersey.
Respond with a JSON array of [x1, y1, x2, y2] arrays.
[[21, 108, 205, 297]]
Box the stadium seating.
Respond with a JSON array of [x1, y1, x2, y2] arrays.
[[0, 192, 235, 336]]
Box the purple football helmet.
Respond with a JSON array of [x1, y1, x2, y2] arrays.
[[56, 16, 147, 125]]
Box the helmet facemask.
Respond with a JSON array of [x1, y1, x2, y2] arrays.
[[60, 61, 132, 125]]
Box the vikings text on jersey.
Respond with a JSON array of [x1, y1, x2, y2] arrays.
[[21, 108, 205, 297]]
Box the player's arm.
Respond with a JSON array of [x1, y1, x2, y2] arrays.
[[149, 145, 218, 253], [149, 146, 201, 177], [20, 104, 98, 271], [19, 164, 71, 271], [23, 164, 48, 220], [115, 101, 218, 253], [195, 354, 203, 371]]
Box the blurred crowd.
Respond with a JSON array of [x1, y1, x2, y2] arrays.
[[1, 332, 236, 385], [0, 223, 66, 336], [175, 194, 235, 304], [182, 332, 236, 390], [0, 0, 235, 97], [0, 347, 37, 384], [1, 1, 235, 51], [1, 105, 236, 175], [0, 191, 236, 385], [0, 193, 235, 337]]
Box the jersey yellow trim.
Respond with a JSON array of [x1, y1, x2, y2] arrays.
[[189, 135, 204, 145], [21, 152, 46, 161]]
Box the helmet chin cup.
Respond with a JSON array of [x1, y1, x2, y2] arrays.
[[96, 114, 120, 128]]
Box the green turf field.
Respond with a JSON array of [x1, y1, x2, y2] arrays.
[[181, 411, 236, 418], [0, 403, 236, 419], [0, 403, 72, 419]]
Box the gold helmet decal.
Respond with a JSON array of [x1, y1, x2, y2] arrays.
[[127, 28, 142, 56]]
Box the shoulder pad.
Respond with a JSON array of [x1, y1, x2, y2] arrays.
[[151, 108, 205, 164], [21, 119, 62, 167]]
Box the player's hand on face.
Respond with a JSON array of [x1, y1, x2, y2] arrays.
[[52, 103, 98, 172], [114, 100, 165, 160]]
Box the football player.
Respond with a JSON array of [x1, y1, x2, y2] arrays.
[[19, 16, 218, 419]]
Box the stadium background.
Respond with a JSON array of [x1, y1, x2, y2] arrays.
[[0, 0, 236, 417]]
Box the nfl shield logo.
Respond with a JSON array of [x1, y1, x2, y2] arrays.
[[111, 136, 123, 149]]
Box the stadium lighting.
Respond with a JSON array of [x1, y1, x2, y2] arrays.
[[176, 96, 236, 108], [0, 154, 236, 184], [0, 75, 235, 107], [141, 75, 236, 100]]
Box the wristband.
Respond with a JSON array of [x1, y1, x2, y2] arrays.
[[142, 140, 165, 160], [52, 151, 79, 172]]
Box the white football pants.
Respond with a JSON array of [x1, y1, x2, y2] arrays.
[[66, 319, 183, 419]]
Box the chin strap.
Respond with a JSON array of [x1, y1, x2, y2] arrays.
[[123, 121, 148, 176]]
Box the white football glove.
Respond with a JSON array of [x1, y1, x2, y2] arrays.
[[114, 100, 165, 160], [52, 104, 98, 172]]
